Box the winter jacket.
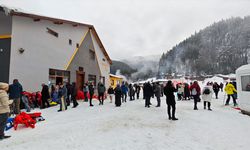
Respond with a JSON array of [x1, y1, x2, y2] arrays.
[[154, 85, 161, 98], [83, 86, 89, 92], [144, 83, 153, 97], [164, 85, 177, 105], [98, 85, 106, 94], [190, 82, 201, 96], [88, 85, 95, 95], [108, 87, 114, 94], [121, 84, 128, 94], [0, 90, 13, 114], [41, 85, 50, 99], [9, 82, 23, 99], [201, 86, 213, 102], [224, 83, 237, 95]]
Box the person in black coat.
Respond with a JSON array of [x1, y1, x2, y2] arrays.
[[114, 84, 122, 107], [71, 82, 78, 108], [135, 84, 141, 99], [66, 82, 72, 106], [41, 84, 50, 109], [164, 80, 178, 120], [144, 82, 153, 108], [88, 82, 95, 106], [213, 82, 220, 99]]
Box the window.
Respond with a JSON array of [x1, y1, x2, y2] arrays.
[[111, 79, 114, 86], [88, 74, 96, 87], [102, 58, 106, 62], [46, 27, 58, 37], [241, 75, 250, 92], [49, 69, 70, 85], [69, 39, 72, 45], [89, 49, 95, 60]]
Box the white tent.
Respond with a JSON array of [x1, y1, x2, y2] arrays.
[[236, 64, 250, 115]]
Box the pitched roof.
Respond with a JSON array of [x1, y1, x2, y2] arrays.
[[1, 5, 112, 64]]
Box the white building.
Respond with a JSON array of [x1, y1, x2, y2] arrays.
[[0, 6, 112, 91], [236, 64, 250, 115]]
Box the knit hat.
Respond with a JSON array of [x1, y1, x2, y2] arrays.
[[0, 82, 9, 89]]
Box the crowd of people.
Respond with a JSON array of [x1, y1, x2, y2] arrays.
[[0, 78, 238, 140]]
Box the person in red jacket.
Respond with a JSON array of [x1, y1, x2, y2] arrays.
[[190, 81, 201, 110]]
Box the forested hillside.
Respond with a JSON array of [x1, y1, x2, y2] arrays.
[[159, 16, 250, 76]]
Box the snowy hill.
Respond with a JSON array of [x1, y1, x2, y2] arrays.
[[159, 16, 250, 76], [2, 90, 250, 150], [122, 55, 161, 80]]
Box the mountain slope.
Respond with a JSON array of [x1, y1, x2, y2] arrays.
[[110, 60, 137, 77], [159, 16, 250, 76], [122, 55, 161, 80]]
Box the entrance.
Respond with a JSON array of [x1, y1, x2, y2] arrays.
[[56, 77, 63, 85], [0, 37, 11, 83], [76, 71, 85, 91]]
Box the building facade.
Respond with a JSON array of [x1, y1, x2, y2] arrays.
[[0, 6, 112, 91], [109, 74, 123, 89]]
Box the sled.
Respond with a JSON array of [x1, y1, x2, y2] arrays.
[[5, 118, 14, 131]]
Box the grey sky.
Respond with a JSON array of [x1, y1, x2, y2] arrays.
[[1, 0, 250, 60]]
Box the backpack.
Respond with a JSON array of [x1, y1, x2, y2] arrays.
[[203, 88, 210, 95], [191, 88, 197, 95]]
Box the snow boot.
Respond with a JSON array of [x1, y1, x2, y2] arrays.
[[172, 118, 178, 121]]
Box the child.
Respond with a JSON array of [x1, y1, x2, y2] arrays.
[[0, 82, 13, 140]]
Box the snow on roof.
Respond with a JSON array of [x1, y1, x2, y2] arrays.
[[236, 64, 250, 73], [109, 74, 123, 79], [203, 76, 224, 84]]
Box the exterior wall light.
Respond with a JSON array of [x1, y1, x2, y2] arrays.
[[18, 48, 25, 54]]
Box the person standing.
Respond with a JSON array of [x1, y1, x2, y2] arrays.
[[128, 84, 135, 101], [202, 83, 213, 111], [0, 82, 13, 140], [121, 82, 128, 103], [107, 86, 114, 103], [114, 84, 122, 107], [66, 82, 72, 106], [58, 83, 67, 112], [144, 82, 153, 108], [154, 82, 161, 107], [71, 82, 79, 108], [135, 84, 141, 99], [177, 83, 184, 101], [163, 80, 178, 120], [220, 82, 224, 92], [183, 83, 190, 100], [98, 83, 106, 105], [190, 81, 201, 110], [83, 83, 89, 102], [212, 82, 220, 99], [224, 82, 237, 106], [88, 82, 94, 107], [9, 79, 23, 114], [41, 83, 50, 109]]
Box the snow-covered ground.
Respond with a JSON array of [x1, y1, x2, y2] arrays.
[[1, 91, 250, 150]]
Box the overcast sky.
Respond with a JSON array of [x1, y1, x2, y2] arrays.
[[1, 0, 250, 60]]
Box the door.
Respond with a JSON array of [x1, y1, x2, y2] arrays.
[[76, 71, 85, 91], [56, 77, 63, 85], [0, 37, 11, 83]]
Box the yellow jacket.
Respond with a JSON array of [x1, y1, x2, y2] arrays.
[[224, 83, 237, 95]]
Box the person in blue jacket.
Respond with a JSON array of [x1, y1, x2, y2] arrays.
[[121, 82, 128, 103]]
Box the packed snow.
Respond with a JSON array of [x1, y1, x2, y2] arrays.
[[1, 81, 250, 150]]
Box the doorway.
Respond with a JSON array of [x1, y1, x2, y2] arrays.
[[0, 38, 11, 83], [56, 77, 63, 85], [76, 71, 84, 91]]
